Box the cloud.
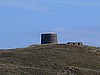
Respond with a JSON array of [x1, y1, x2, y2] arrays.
[[53, 0, 100, 7], [0, 0, 54, 14]]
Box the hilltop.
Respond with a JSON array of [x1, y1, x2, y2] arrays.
[[0, 44, 100, 75]]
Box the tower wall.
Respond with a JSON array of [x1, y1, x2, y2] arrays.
[[41, 33, 58, 44]]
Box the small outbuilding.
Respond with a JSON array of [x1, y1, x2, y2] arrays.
[[67, 42, 83, 46]]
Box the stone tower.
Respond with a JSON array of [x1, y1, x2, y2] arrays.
[[41, 33, 58, 44]]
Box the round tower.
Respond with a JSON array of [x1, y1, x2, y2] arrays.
[[41, 33, 58, 44]]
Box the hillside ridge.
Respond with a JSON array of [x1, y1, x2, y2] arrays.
[[0, 44, 99, 75]]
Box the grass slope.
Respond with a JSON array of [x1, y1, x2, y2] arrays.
[[0, 44, 100, 75]]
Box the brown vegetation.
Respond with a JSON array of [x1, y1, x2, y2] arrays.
[[0, 44, 99, 75]]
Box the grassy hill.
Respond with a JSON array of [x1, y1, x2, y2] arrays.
[[0, 44, 100, 75]]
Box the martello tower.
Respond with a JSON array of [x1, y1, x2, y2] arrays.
[[41, 33, 58, 44]]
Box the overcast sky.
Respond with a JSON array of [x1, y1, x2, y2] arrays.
[[0, 0, 100, 49]]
